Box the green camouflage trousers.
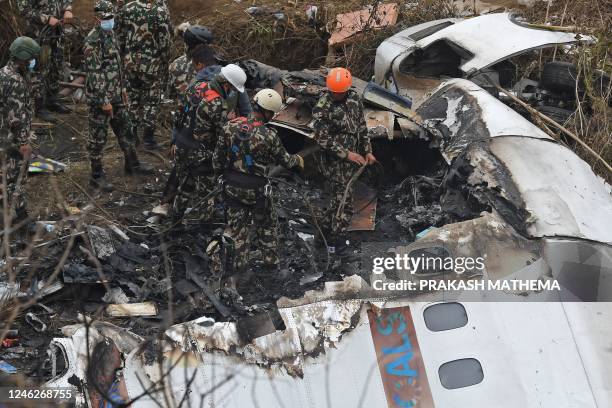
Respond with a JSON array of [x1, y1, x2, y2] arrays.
[[28, 30, 64, 100], [125, 71, 162, 130], [224, 205, 279, 275], [172, 171, 216, 222], [1, 151, 27, 215], [87, 102, 135, 161], [316, 155, 356, 236]]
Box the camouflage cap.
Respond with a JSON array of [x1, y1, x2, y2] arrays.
[[94, 0, 115, 18]]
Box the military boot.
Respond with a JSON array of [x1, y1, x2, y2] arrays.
[[89, 160, 114, 192], [46, 94, 71, 114], [35, 97, 56, 123], [124, 148, 154, 175], [142, 126, 160, 150]]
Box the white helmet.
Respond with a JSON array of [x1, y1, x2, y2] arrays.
[[253, 89, 283, 113], [220, 64, 247, 93]]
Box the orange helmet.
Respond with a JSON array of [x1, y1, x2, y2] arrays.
[[326, 67, 352, 93]]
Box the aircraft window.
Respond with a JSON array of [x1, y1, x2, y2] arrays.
[[439, 358, 484, 389], [423, 302, 468, 331]]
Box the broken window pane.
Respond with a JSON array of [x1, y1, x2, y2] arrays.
[[439, 358, 484, 389], [423, 302, 468, 331]]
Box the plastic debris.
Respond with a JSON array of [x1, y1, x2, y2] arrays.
[[28, 155, 67, 173], [0, 360, 17, 374]]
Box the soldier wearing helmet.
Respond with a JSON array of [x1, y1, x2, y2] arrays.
[[159, 42, 253, 216], [166, 24, 214, 103], [0, 36, 41, 224], [170, 61, 249, 224], [311, 67, 377, 243], [16, 0, 73, 121], [212, 89, 303, 284]]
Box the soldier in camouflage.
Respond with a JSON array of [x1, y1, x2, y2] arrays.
[[213, 89, 303, 278], [84, 0, 152, 192], [116, 0, 172, 149], [167, 24, 214, 104], [171, 59, 247, 224], [0, 37, 41, 223], [311, 67, 376, 241], [16, 0, 72, 121]]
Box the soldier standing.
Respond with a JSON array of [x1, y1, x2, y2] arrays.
[[212, 89, 303, 279], [0, 37, 41, 223], [171, 58, 247, 223], [16, 0, 72, 121], [116, 0, 172, 150], [84, 0, 152, 191], [311, 67, 377, 244]]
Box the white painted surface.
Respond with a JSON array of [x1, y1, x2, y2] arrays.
[[375, 13, 592, 84], [415, 13, 592, 74], [374, 18, 460, 83], [563, 302, 612, 407], [432, 78, 553, 141], [48, 301, 612, 408], [489, 137, 612, 243], [407, 302, 601, 408]]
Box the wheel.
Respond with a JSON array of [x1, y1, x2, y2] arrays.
[[536, 105, 574, 125], [541, 62, 582, 94]]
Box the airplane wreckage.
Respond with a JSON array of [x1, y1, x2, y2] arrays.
[[1, 12, 611, 408]]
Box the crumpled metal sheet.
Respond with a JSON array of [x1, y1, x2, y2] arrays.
[[164, 297, 363, 374], [417, 78, 551, 161], [487, 137, 612, 244]]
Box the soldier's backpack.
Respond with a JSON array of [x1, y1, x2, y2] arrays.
[[173, 81, 221, 150]]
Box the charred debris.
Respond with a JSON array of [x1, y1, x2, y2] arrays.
[[1, 61, 508, 381]]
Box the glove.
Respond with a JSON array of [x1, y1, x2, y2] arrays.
[[295, 154, 304, 170]]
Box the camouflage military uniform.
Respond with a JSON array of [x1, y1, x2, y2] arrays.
[[311, 90, 372, 235], [16, 0, 72, 100], [0, 60, 34, 216], [116, 0, 172, 133], [213, 116, 301, 274], [167, 54, 195, 104], [172, 77, 232, 221], [83, 24, 135, 163]]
